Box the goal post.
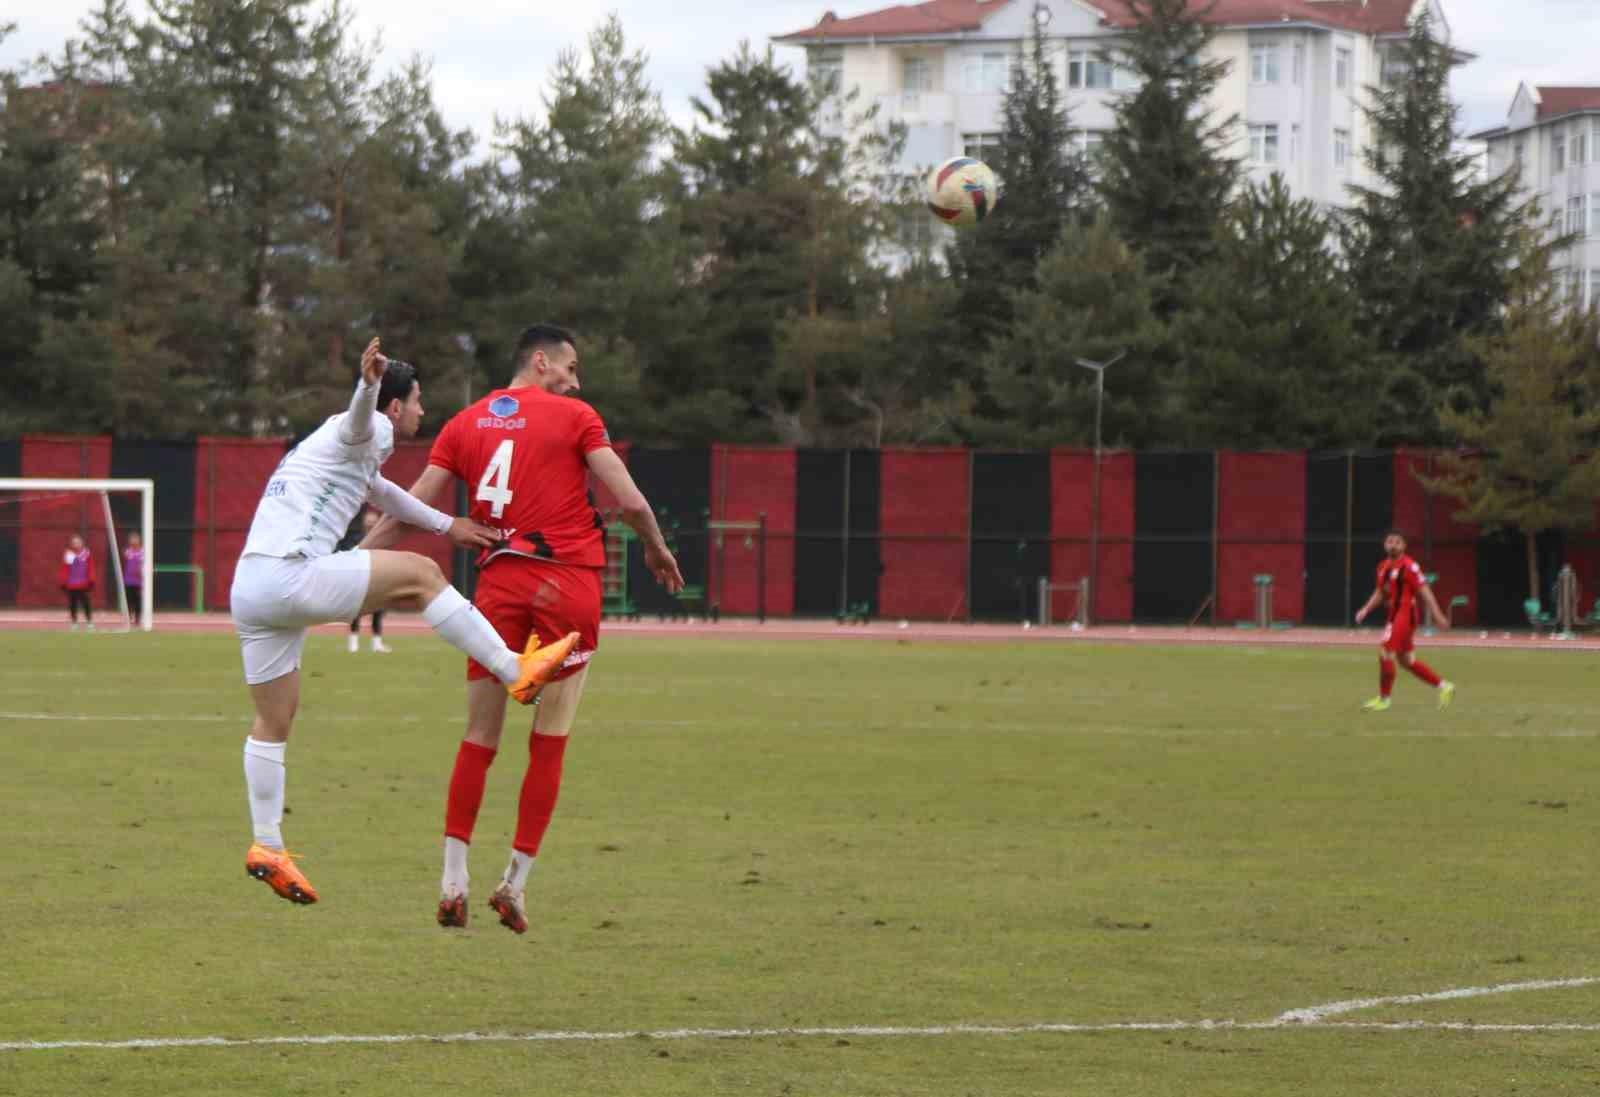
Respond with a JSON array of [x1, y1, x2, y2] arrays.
[[0, 477, 155, 631]]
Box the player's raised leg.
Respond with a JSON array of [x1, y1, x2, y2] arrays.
[[490, 668, 588, 935], [361, 549, 576, 704], [241, 669, 319, 904]]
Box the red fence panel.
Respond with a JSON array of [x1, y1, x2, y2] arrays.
[[192, 437, 288, 610], [710, 445, 795, 618], [1392, 449, 1478, 626], [1217, 452, 1305, 624], [1050, 449, 1134, 622], [17, 436, 113, 607], [879, 448, 968, 620]]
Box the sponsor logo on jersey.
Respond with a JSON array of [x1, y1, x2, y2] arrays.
[[477, 415, 527, 430], [489, 395, 520, 418]]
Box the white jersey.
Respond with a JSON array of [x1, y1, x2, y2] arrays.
[[241, 411, 394, 560]]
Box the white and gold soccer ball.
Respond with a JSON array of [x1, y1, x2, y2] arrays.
[[926, 156, 998, 228]]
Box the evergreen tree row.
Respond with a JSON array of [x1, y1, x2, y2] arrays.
[[2, 0, 1595, 489]]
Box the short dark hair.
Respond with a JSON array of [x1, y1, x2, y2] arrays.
[[1385, 528, 1407, 542], [377, 359, 418, 412], [512, 323, 577, 371]]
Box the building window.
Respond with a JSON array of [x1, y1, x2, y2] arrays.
[[1591, 193, 1600, 236], [810, 48, 843, 96], [1514, 138, 1526, 166], [901, 56, 932, 93], [1379, 47, 1408, 87], [1068, 128, 1106, 156], [1250, 42, 1280, 85], [1553, 131, 1566, 173], [1334, 47, 1352, 91], [1590, 270, 1600, 311], [1249, 123, 1279, 164], [1568, 195, 1587, 236], [1571, 123, 1589, 166], [1290, 123, 1301, 163], [963, 51, 1016, 93], [963, 132, 1003, 160], [1067, 49, 1113, 90], [1333, 128, 1351, 172], [899, 208, 938, 252], [1292, 42, 1305, 86]]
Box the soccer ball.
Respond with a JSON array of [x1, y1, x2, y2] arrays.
[[926, 156, 998, 228]]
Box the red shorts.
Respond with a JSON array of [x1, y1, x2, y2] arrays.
[[467, 556, 602, 683], [1381, 614, 1416, 655]]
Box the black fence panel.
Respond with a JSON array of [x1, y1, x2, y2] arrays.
[[110, 440, 196, 609], [0, 441, 18, 604], [1477, 529, 1565, 628], [1133, 452, 1213, 621], [626, 447, 710, 615], [970, 452, 1050, 621]]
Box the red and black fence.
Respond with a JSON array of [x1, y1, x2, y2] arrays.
[[3, 435, 1596, 629]]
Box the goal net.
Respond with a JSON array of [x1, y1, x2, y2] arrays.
[[0, 478, 155, 631]]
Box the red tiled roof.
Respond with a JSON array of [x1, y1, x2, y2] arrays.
[[776, 0, 998, 41], [776, 0, 1416, 42], [1534, 86, 1600, 120], [1097, 0, 1415, 35]]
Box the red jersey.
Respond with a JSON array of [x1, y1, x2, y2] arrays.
[[1376, 553, 1427, 624], [429, 386, 611, 568]]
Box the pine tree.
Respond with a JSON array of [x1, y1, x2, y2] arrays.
[[1097, 0, 1239, 302], [1421, 222, 1600, 603], [978, 218, 1168, 447], [947, 20, 1086, 349], [459, 16, 692, 442], [1175, 176, 1380, 448], [1341, 7, 1533, 445], [673, 42, 899, 443]]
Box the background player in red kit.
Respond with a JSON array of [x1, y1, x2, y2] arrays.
[[364, 323, 683, 932], [1354, 529, 1456, 712]]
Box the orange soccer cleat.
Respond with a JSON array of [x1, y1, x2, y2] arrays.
[[437, 891, 469, 929], [487, 884, 528, 935], [507, 631, 580, 706], [245, 843, 319, 905]]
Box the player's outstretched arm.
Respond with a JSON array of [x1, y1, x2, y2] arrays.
[[362, 466, 456, 551], [338, 337, 388, 447], [586, 447, 685, 593], [366, 475, 501, 550]]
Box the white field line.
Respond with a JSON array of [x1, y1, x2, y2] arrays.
[[1274, 976, 1600, 1024], [4, 978, 1596, 1053]]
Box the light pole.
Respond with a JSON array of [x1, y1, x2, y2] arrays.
[[1075, 351, 1125, 625]]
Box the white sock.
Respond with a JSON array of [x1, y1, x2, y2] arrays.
[[442, 836, 471, 896], [243, 737, 287, 849], [422, 586, 520, 684], [504, 850, 535, 893]]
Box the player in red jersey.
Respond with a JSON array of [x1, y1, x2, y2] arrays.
[[364, 323, 683, 932], [1353, 529, 1455, 712]]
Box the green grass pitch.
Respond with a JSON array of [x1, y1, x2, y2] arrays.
[[1, 628, 1597, 1095]]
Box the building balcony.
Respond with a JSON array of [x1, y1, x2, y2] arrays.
[[876, 91, 957, 126]]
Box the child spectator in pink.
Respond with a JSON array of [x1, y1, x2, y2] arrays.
[[60, 534, 95, 630], [123, 531, 145, 625]]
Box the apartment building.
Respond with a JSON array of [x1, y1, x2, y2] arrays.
[[1474, 84, 1600, 310], [774, 0, 1453, 220]]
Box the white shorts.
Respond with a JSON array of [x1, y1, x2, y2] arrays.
[[231, 552, 373, 685]]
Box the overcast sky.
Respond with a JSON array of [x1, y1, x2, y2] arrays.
[[3, 1, 1597, 149]]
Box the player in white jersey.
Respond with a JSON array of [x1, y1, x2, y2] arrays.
[[231, 337, 579, 905]]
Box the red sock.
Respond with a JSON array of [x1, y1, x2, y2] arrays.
[[513, 732, 569, 856], [1379, 658, 1396, 698], [444, 741, 497, 843], [1407, 660, 1442, 688]]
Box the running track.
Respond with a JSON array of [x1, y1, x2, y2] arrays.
[[5, 610, 1598, 652]]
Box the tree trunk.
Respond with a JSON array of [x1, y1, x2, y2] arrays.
[[1526, 529, 1540, 606]]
